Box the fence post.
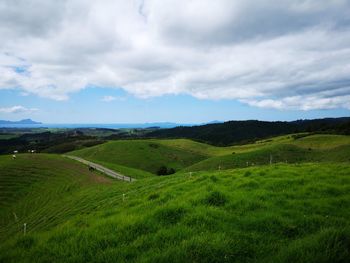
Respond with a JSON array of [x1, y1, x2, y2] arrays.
[[13, 212, 18, 222], [23, 223, 27, 235]]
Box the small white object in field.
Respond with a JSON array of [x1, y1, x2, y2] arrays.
[[13, 212, 18, 222], [12, 155, 16, 159]]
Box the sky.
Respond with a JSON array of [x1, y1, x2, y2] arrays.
[[0, 0, 350, 123]]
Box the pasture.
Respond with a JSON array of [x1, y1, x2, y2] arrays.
[[0, 133, 349, 262]]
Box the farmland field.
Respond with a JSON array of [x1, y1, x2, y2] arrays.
[[0, 134, 349, 262]]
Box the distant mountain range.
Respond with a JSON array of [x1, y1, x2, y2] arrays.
[[0, 119, 42, 125]]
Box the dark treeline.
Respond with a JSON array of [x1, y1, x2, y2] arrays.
[[145, 117, 350, 146], [1, 117, 349, 153], [0, 131, 104, 154]]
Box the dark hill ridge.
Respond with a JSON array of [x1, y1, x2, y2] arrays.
[[146, 117, 350, 146]]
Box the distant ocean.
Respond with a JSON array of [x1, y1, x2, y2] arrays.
[[0, 123, 193, 129]]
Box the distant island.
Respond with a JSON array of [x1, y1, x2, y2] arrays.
[[0, 119, 42, 124]]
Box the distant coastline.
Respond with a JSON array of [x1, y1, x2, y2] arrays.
[[0, 119, 42, 125], [0, 122, 194, 129]]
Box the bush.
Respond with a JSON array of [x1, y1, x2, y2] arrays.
[[167, 168, 176, 175], [157, 166, 168, 175], [157, 166, 176, 176]]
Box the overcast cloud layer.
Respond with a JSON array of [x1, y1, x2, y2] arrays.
[[1, 0, 350, 110]]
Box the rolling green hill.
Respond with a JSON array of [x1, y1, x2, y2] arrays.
[[1, 134, 350, 262], [183, 143, 350, 172], [0, 154, 117, 239], [0, 157, 349, 262], [69, 139, 208, 174], [69, 134, 350, 174]]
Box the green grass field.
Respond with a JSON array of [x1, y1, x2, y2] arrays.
[[70, 134, 350, 175], [1, 134, 349, 262], [70, 139, 209, 174]]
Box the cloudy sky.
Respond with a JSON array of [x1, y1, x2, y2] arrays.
[[1, 0, 350, 123]]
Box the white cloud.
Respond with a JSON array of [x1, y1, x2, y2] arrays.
[[0, 105, 38, 114], [101, 95, 126, 102], [0, 0, 350, 110], [101, 96, 116, 102]]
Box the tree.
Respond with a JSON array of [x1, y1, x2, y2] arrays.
[[157, 166, 168, 176]]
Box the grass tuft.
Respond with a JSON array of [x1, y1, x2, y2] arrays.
[[155, 206, 187, 225], [203, 191, 227, 207]]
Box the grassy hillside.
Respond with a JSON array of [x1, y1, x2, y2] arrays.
[[0, 159, 349, 262], [1, 134, 349, 262], [184, 135, 350, 172], [154, 135, 294, 156], [68, 135, 294, 175], [70, 140, 208, 174], [69, 134, 350, 174], [290, 134, 350, 149], [0, 154, 119, 240]]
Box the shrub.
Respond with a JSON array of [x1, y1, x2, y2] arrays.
[[167, 168, 176, 175], [157, 166, 168, 175], [157, 166, 176, 176]]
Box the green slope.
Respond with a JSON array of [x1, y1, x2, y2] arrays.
[[0, 159, 349, 262], [69, 139, 208, 174], [184, 135, 350, 172], [0, 154, 119, 241], [290, 134, 350, 149], [68, 135, 350, 174]]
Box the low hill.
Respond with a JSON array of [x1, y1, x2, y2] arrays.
[[147, 117, 350, 146], [69, 134, 350, 174], [0, 154, 116, 240], [69, 140, 208, 174], [0, 158, 349, 262], [184, 134, 350, 172]]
